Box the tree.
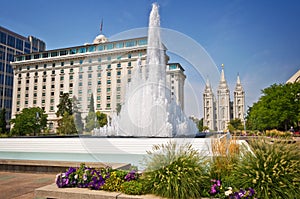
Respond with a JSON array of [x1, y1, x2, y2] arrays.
[[85, 94, 97, 132], [85, 111, 96, 132], [72, 96, 84, 133], [197, 118, 204, 132], [56, 93, 73, 117], [96, 111, 108, 127], [116, 103, 122, 115], [89, 94, 95, 113], [0, 108, 7, 134], [10, 107, 48, 136], [227, 118, 244, 132], [56, 112, 77, 135], [246, 83, 300, 131]]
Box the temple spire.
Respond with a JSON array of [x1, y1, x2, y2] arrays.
[[220, 64, 226, 83]]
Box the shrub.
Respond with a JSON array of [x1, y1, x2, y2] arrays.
[[230, 138, 300, 198], [142, 141, 208, 199], [121, 180, 144, 195], [102, 169, 127, 192]]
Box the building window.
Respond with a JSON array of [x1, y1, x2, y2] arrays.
[[60, 76, 64, 81], [33, 100, 37, 105], [97, 104, 101, 108], [89, 59, 92, 63], [128, 62, 131, 67], [98, 73, 101, 78], [117, 71, 121, 76], [70, 61, 74, 65], [51, 77, 55, 82], [117, 79, 121, 83], [117, 87, 121, 92], [107, 103, 111, 108], [98, 57, 102, 62], [107, 96, 111, 100], [61, 62, 64, 66], [70, 68, 74, 73], [117, 55, 122, 60], [51, 85, 55, 89], [79, 60, 83, 64], [107, 80, 111, 84], [79, 82, 82, 86], [42, 93, 46, 97], [70, 75, 73, 80], [98, 65, 101, 70], [43, 85, 46, 89], [88, 81, 92, 86], [107, 56, 111, 61], [128, 78, 131, 82], [117, 95, 121, 100], [107, 88, 111, 92], [107, 64, 111, 69], [79, 74, 82, 79], [60, 69, 64, 74], [117, 63, 121, 68], [88, 66, 92, 71], [51, 92, 55, 96], [34, 86, 37, 90], [60, 84, 64, 88], [97, 88, 101, 93], [97, 96, 101, 100], [128, 70, 131, 74], [52, 63, 55, 67], [26, 80, 30, 84], [35, 79, 38, 83], [107, 72, 111, 77], [50, 106, 54, 111], [98, 80, 101, 85], [88, 74, 92, 79], [44, 64, 47, 68], [43, 78, 46, 83], [128, 54, 131, 58]]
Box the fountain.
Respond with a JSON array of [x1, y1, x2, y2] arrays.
[[94, 3, 197, 137]]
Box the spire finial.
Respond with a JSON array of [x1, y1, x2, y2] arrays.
[[100, 18, 103, 34], [221, 63, 224, 69]]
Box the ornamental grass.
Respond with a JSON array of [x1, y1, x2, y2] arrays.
[[229, 137, 300, 199], [141, 141, 209, 199]]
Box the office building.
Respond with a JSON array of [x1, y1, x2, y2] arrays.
[[0, 26, 45, 123]]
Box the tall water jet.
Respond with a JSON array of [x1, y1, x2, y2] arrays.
[[94, 3, 197, 137]]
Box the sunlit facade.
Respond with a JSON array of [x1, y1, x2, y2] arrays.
[[11, 35, 185, 131]]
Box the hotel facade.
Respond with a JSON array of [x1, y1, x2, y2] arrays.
[[11, 34, 186, 131]]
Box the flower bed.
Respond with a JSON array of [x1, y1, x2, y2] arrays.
[[55, 138, 300, 199]]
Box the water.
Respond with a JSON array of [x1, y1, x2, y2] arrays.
[[94, 3, 197, 137]]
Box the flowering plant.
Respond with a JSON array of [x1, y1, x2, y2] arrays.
[[209, 179, 256, 199], [55, 163, 138, 191]]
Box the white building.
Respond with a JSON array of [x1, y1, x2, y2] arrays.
[[203, 65, 245, 132], [11, 34, 186, 132]]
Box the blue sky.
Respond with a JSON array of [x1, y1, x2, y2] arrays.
[[1, 0, 300, 117]]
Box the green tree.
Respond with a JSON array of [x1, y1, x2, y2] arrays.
[[56, 93, 73, 117], [116, 103, 122, 115], [197, 118, 204, 132], [89, 94, 95, 112], [10, 107, 48, 136], [0, 108, 7, 134], [247, 83, 300, 131], [85, 111, 96, 132], [227, 118, 244, 132], [72, 96, 84, 133], [56, 112, 77, 135], [85, 94, 97, 132], [96, 111, 108, 127]]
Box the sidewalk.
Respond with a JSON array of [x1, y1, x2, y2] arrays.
[[0, 171, 56, 199]]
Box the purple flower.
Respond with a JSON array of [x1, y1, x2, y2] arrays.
[[216, 179, 221, 186], [125, 170, 137, 182]]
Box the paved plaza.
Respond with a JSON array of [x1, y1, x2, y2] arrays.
[[0, 171, 56, 199]]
